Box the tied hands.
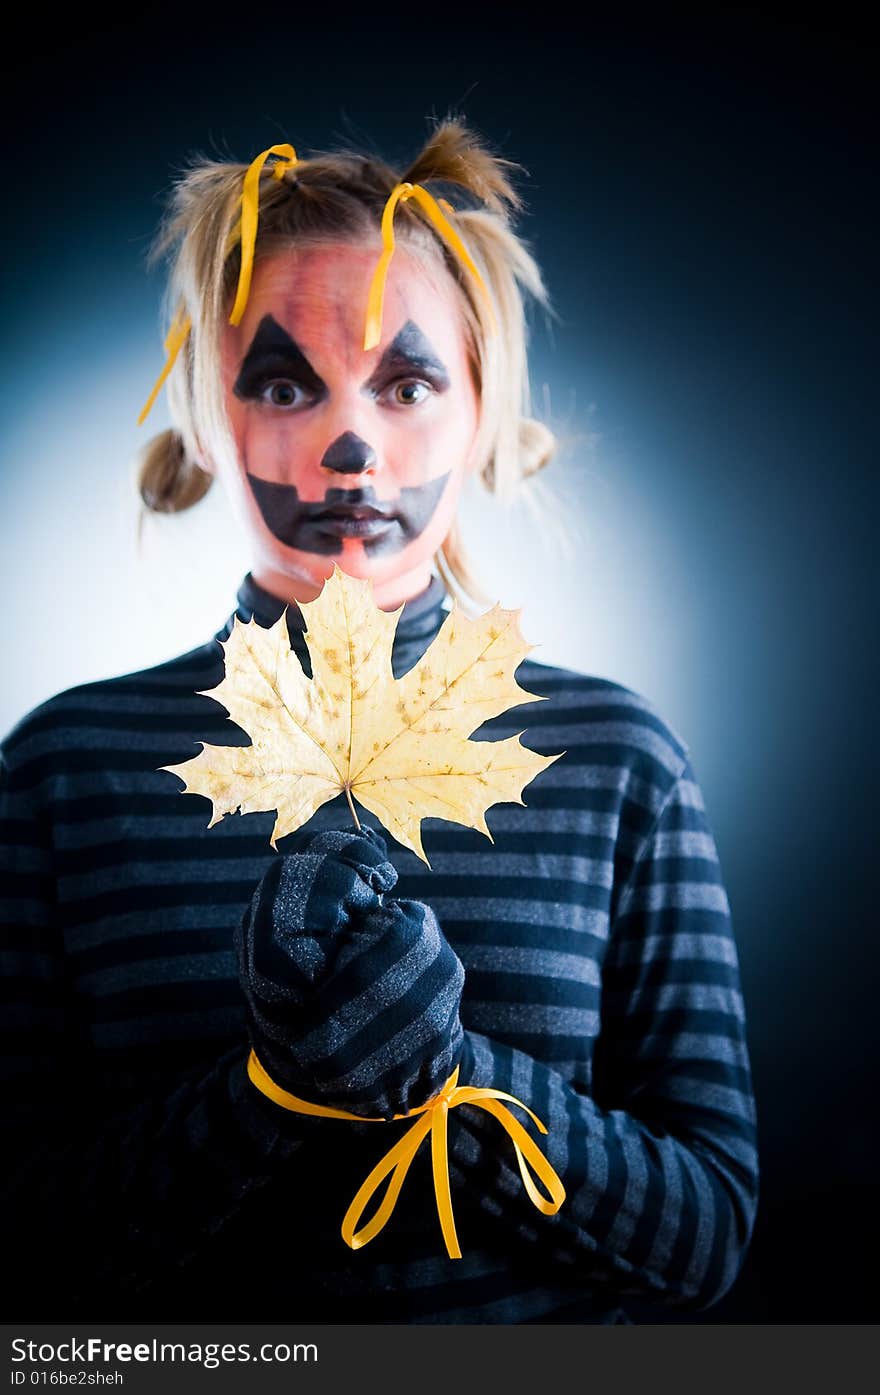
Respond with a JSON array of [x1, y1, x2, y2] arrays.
[[235, 825, 466, 1120]]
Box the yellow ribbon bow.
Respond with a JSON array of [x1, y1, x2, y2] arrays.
[[363, 182, 497, 352], [137, 143, 298, 426], [247, 1048, 566, 1260]]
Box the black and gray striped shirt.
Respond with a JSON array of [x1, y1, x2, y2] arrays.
[[0, 571, 759, 1323]]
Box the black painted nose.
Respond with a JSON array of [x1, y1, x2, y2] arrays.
[[320, 432, 377, 474]]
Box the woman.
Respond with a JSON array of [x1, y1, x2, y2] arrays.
[[0, 118, 759, 1323]]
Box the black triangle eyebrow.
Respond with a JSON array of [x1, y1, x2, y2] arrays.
[[234, 316, 326, 398], [364, 320, 451, 391]]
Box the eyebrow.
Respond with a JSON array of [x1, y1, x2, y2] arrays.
[[234, 316, 326, 398], [365, 320, 450, 392]]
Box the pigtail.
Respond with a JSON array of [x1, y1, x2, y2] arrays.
[[402, 118, 525, 220], [518, 418, 556, 480], [137, 428, 212, 514]]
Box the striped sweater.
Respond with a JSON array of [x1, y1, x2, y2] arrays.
[[0, 571, 759, 1324]]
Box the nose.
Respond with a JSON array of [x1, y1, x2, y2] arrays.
[[320, 431, 377, 475]]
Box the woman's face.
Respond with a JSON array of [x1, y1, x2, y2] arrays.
[[209, 241, 481, 609]]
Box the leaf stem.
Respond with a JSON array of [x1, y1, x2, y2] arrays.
[[343, 783, 361, 831]]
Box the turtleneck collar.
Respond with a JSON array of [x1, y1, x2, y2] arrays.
[[214, 570, 451, 679]]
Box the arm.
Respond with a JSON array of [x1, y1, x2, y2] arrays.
[[449, 752, 759, 1313], [0, 747, 309, 1311]]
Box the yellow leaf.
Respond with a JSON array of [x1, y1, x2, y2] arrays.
[[158, 564, 565, 867]]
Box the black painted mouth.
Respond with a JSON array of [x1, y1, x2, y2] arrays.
[[244, 470, 451, 556]]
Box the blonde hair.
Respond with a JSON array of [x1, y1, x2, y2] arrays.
[[136, 117, 560, 612]]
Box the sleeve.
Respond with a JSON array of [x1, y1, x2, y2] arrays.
[[450, 751, 760, 1313], [0, 744, 310, 1311]]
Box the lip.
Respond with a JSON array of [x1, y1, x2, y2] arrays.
[[314, 511, 397, 538], [316, 505, 394, 521]]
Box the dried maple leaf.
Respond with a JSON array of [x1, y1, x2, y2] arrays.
[[159, 563, 564, 867]]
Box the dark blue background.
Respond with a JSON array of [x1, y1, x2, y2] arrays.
[[2, 5, 876, 1323]]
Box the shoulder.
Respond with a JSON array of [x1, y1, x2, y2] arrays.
[[511, 654, 691, 818], [1, 637, 224, 783]]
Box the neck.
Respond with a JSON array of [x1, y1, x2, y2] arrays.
[[221, 567, 450, 682], [250, 560, 435, 612]]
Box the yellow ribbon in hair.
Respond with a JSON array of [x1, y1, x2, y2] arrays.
[[228, 142, 299, 326], [363, 182, 497, 351], [247, 1047, 565, 1260], [137, 144, 298, 425], [136, 302, 192, 427]]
